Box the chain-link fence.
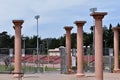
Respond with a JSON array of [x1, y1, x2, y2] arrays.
[[0, 47, 114, 74], [0, 48, 60, 74]]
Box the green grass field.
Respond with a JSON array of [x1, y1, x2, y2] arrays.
[[0, 65, 59, 73]]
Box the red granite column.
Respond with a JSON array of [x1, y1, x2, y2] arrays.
[[64, 26, 73, 73], [112, 27, 120, 73], [90, 12, 107, 80], [74, 21, 86, 77], [13, 20, 24, 77]]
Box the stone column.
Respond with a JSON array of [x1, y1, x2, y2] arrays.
[[90, 12, 107, 80], [64, 26, 73, 73], [74, 21, 86, 77], [112, 27, 120, 73], [13, 20, 24, 77]]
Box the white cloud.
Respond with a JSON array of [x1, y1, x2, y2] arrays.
[[0, 0, 119, 38]]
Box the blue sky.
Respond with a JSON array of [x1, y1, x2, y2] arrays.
[[0, 0, 119, 39]]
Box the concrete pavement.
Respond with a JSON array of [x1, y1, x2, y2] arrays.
[[0, 71, 120, 80]]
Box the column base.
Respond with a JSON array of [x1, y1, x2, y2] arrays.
[[13, 72, 24, 78], [113, 69, 120, 73], [13, 74, 23, 78], [76, 73, 85, 77], [67, 69, 74, 74]]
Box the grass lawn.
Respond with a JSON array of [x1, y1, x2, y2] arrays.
[[0, 65, 59, 73]]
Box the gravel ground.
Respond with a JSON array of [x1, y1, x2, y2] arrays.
[[0, 71, 120, 80]]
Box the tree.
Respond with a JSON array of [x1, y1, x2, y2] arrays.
[[71, 33, 77, 48], [0, 24, 115, 55], [117, 23, 120, 27], [58, 36, 65, 47], [83, 32, 92, 46], [0, 31, 12, 48], [25, 35, 41, 48], [107, 24, 113, 48], [48, 38, 60, 49]]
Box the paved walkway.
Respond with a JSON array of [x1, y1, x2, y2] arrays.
[[0, 72, 120, 80]]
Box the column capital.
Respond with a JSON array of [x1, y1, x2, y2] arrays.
[[90, 12, 107, 20], [64, 26, 73, 31], [74, 21, 86, 27], [112, 27, 120, 31], [12, 20, 24, 28]]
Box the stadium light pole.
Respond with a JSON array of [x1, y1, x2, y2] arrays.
[[35, 15, 40, 68], [89, 8, 97, 55], [22, 37, 26, 57], [22, 37, 26, 49]]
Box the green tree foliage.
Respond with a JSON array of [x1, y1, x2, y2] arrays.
[[48, 38, 60, 49], [58, 35, 65, 47], [24, 36, 42, 48], [0, 31, 13, 48], [0, 24, 115, 55], [71, 33, 77, 48], [105, 24, 113, 48], [83, 32, 92, 46], [117, 23, 120, 27]]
